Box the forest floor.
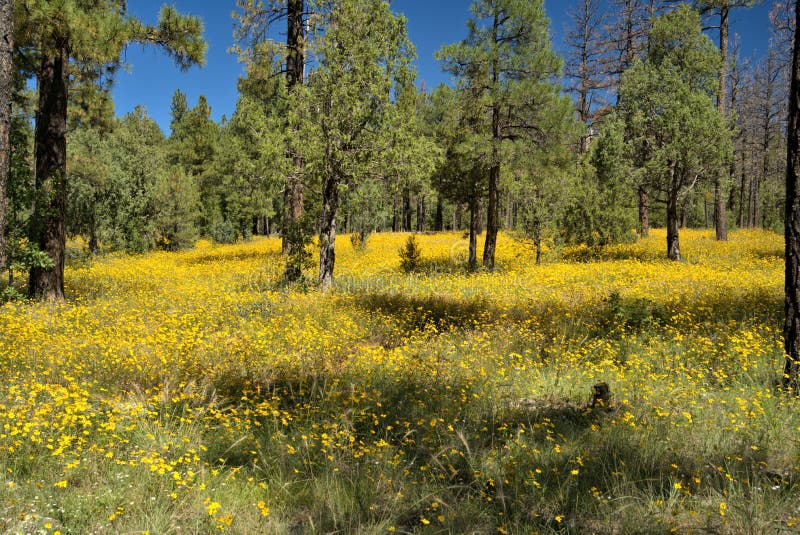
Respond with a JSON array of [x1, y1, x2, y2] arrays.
[[0, 229, 798, 534]]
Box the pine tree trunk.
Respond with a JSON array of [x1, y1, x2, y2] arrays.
[[475, 197, 484, 234], [468, 201, 477, 270], [0, 0, 11, 274], [715, 6, 729, 241], [454, 203, 463, 230], [318, 173, 339, 291], [738, 155, 746, 228], [281, 0, 305, 266], [483, 6, 500, 270], [680, 203, 688, 229], [434, 194, 443, 231], [667, 164, 681, 261], [89, 205, 98, 254], [783, 0, 800, 391], [753, 173, 761, 227], [29, 44, 68, 300], [483, 163, 499, 269], [416, 194, 425, 232], [638, 187, 649, 237], [402, 188, 411, 231]]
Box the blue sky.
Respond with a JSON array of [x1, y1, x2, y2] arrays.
[[112, 1, 777, 134]]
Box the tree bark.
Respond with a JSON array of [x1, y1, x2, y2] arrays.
[[434, 194, 443, 231], [416, 194, 425, 232], [667, 164, 681, 261], [715, 5, 729, 240], [402, 187, 411, 231], [468, 201, 477, 270], [318, 172, 339, 291], [638, 186, 649, 237], [88, 206, 98, 254], [483, 161, 499, 269], [483, 5, 500, 270], [783, 0, 800, 391], [281, 0, 305, 270], [29, 44, 68, 300], [0, 0, 11, 274]]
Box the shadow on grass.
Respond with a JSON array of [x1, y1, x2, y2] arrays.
[[349, 282, 781, 343]]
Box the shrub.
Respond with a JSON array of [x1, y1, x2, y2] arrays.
[[398, 234, 422, 272], [350, 230, 369, 250], [210, 219, 238, 244]]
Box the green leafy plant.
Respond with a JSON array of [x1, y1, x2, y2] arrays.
[[398, 234, 422, 272]]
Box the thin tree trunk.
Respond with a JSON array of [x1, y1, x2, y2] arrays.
[[402, 187, 411, 231], [783, 0, 800, 391], [0, 0, 11, 274], [753, 173, 761, 227], [667, 164, 681, 261], [416, 194, 425, 232], [738, 160, 746, 228], [715, 5, 729, 240], [468, 201, 477, 270], [29, 44, 68, 300], [638, 187, 649, 237], [434, 194, 443, 231], [680, 202, 688, 229], [89, 205, 98, 254], [392, 196, 399, 232], [318, 172, 339, 291], [454, 203, 463, 230]]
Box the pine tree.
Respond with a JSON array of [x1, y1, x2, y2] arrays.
[[16, 1, 205, 300], [438, 0, 569, 270], [298, 0, 417, 289], [168, 93, 219, 233], [233, 0, 309, 279], [0, 0, 11, 274], [618, 6, 731, 260]]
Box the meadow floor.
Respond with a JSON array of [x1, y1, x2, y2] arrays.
[[0, 229, 798, 534]]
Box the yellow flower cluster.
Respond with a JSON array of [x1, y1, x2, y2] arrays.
[[0, 229, 797, 533]]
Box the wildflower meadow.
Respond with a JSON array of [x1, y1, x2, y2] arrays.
[[0, 229, 798, 534]]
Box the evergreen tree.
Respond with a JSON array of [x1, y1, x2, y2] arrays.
[[426, 84, 488, 268], [618, 6, 731, 260], [67, 125, 109, 254], [298, 0, 417, 289], [168, 92, 219, 233], [101, 107, 199, 253], [560, 117, 638, 248], [0, 0, 11, 274], [233, 0, 309, 279], [15, 1, 205, 299], [211, 94, 286, 242], [438, 0, 572, 270]]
